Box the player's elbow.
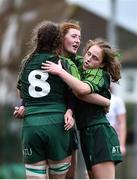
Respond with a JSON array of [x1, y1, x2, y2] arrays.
[[75, 87, 90, 96]]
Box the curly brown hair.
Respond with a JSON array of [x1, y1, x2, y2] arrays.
[[18, 21, 62, 79], [29, 21, 62, 56], [83, 38, 121, 82]]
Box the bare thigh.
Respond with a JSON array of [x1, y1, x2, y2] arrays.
[[88, 161, 115, 179], [66, 150, 77, 179]]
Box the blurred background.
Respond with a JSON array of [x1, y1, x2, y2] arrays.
[[0, 0, 137, 178]]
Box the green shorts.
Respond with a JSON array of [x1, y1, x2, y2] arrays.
[[22, 113, 74, 164], [79, 124, 123, 170]]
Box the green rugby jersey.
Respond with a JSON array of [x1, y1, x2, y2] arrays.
[[60, 56, 80, 79], [17, 53, 79, 116], [70, 56, 111, 129], [69, 55, 83, 74]]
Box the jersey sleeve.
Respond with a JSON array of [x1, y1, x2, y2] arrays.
[[82, 69, 105, 92]]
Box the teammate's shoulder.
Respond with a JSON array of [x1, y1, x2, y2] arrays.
[[40, 53, 56, 60], [86, 68, 103, 76], [60, 55, 75, 65], [59, 55, 69, 61], [92, 68, 110, 78]]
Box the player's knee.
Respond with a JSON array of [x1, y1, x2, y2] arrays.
[[49, 162, 71, 175], [25, 163, 47, 178]]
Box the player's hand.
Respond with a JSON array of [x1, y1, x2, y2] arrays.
[[41, 60, 62, 75], [64, 109, 74, 130], [13, 106, 25, 119]]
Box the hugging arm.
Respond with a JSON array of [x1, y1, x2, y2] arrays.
[[41, 61, 110, 108], [42, 61, 91, 96], [78, 93, 110, 106]]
